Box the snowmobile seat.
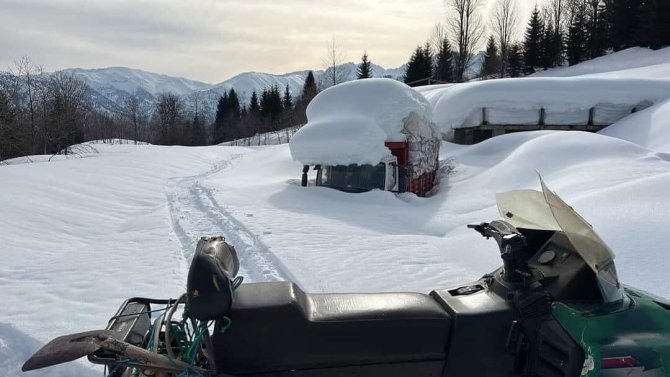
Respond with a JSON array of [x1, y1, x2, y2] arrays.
[[212, 282, 451, 375]]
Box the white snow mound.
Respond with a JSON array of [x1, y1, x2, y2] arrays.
[[599, 98, 670, 153], [531, 46, 670, 78], [290, 78, 437, 166]]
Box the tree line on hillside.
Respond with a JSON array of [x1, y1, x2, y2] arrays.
[[0, 51, 380, 159], [403, 0, 669, 84], [0, 60, 324, 159]]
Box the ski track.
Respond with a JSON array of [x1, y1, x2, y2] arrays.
[[166, 155, 295, 284]]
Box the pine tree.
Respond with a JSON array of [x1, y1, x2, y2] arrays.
[[260, 85, 283, 125], [227, 88, 241, 118], [300, 71, 318, 107], [433, 37, 454, 82], [422, 43, 433, 82], [357, 52, 373, 79], [191, 114, 207, 146], [481, 36, 501, 78], [507, 44, 523, 77], [213, 93, 229, 143], [567, 6, 587, 65], [283, 84, 293, 111], [215, 93, 228, 127], [249, 90, 260, 113], [540, 21, 555, 69], [543, 20, 564, 68], [523, 6, 545, 74], [607, 0, 643, 51], [404, 45, 433, 86], [584, 0, 607, 59], [637, 0, 670, 49]]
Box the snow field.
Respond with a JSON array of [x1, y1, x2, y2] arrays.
[[0, 144, 250, 376], [2, 46, 670, 377]]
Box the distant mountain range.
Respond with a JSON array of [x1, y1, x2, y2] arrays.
[[6, 56, 483, 122], [61, 63, 407, 121]]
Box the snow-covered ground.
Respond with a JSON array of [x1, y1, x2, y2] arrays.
[[2, 48, 670, 376]]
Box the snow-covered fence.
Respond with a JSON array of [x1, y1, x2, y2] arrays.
[[224, 125, 303, 147], [85, 138, 150, 145]]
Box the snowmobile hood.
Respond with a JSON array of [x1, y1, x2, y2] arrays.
[[496, 176, 623, 303]]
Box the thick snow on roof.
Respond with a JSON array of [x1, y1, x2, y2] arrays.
[[290, 78, 437, 165], [419, 77, 670, 137]]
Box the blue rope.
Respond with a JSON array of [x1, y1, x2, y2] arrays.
[[219, 316, 232, 334]]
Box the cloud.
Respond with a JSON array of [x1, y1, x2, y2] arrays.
[[0, 0, 542, 82]]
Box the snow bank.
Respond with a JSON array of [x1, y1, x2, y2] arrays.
[[290, 78, 438, 165], [420, 77, 670, 137], [599, 98, 670, 153], [531, 46, 670, 78]]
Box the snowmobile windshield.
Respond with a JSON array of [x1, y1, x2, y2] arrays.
[[495, 179, 615, 275], [321, 163, 386, 192]]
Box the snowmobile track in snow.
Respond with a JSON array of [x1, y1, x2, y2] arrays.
[[166, 156, 295, 284]]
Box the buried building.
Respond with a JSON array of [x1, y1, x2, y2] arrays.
[[418, 77, 670, 144], [289, 78, 440, 197]]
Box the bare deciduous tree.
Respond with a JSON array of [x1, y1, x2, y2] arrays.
[[45, 71, 89, 154], [548, 0, 567, 35], [446, 0, 486, 82], [429, 23, 449, 55], [124, 95, 142, 144], [153, 93, 183, 144], [9, 57, 45, 154], [321, 36, 347, 88], [0, 87, 20, 160], [491, 0, 520, 77]]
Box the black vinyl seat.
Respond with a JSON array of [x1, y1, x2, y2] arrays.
[[212, 282, 451, 375]]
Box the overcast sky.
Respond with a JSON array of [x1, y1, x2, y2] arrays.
[[0, 0, 540, 83]]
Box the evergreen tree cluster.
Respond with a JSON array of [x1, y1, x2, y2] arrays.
[[399, 0, 669, 82], [403, 40, 455, 87], [481, 36, 501, 78], [211, 70, 319, 143], [520, 0, 670, 73]]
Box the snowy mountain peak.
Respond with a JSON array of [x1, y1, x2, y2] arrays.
[[64, 67, 213, 97], [61, 63, 406, 117]]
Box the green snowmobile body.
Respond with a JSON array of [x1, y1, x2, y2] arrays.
[[22, 177, 670, 376], [499, 177, 670, 377], [553, 288, 670, 376]]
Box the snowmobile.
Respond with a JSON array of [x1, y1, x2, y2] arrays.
[[23, 178, 670, 377]]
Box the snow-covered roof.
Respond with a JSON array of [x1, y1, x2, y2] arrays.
[[418, 77, 670, 137], [290, 78, 437, 166]]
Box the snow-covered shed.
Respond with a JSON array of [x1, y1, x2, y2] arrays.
[[290, 78, 441, 196], [417, 77, 670, 144]]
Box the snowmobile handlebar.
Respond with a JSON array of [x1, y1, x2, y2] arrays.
[[468, 221, 528, 283]]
